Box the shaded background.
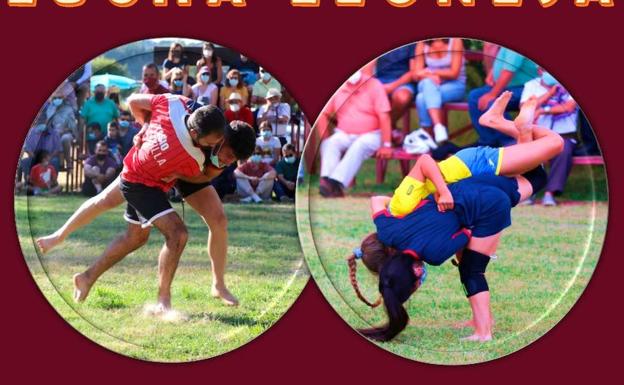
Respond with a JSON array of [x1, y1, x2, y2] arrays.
[[2, 1, 621, 382]]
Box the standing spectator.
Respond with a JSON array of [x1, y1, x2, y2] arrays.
[[67, 61, 92, 109], [232, 53, 260, 88], [55, 79, 78, 111], [251, 67, 281, 108], [82, 141, 118, 197], [521, 69, 578, 207], [234, 146, 276, 203], [273, 144, 300, 202], [192, 66, 218, 106], [375, 43, 417, 127], [118, 110, 140, 156], [138, 63, 170, 95], [317, 69, 393, 197], [256, 121, 281, 165], [104, 121, 123, 165], [162, 42, 191, 83], [468, 47, 538, 146], [107, 85, 126, 111], [47, 89, 77, 170], [86, 122, 104, 155], [80, 84, 119, 139], [414, 38, 466, 143], [220, 69, 249, 109], [21, 121, 62, 181], [224, 93, 254, 126], [196, 42, 223, 85], [257, 88, 291, 145], [169, 68, 193, 98], [28, 150, 62, 196]]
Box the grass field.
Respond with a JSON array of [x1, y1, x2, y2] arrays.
[[297, 163, 608, 365], [16, 195, 308, 362]]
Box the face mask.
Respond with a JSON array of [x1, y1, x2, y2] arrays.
[[229, 78, 239, 87], [240, 55, 248, 62], [541, 71, 559, 87], [250, 155, 262, 163], [347, 71, 362, 85], [262, 72, 271, 82], [95, 92, 105, 101], [96, 154, 107, 161], [174, 80, 184, 88], [87, 133, 97, 141], [119, 120, 130, 129], [229, 104, 241, 113], [261, 130, 272, 139], [200, 74, 210, 83], [203, 49, 213, 57], [144, 77, 158, 88], [173, 51, 182, 58], [36, 125, 47, 133], [284, 156, 296, 164], [52, 98, 63, 107], [210, 154, 227, 169]]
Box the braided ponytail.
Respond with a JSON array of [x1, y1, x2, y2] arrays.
[[347, 254, 382, 308]]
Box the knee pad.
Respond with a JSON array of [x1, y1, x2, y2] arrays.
[[458, 249, 490, 297], [522, 166, 548, 195]]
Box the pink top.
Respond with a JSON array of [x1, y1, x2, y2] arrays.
[[327, 77, 391, 135]]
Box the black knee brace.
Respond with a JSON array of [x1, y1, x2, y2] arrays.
[[458, 249, 490, 297], [521, 166, 548, 196]]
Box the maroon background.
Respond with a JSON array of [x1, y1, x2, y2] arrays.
[[2, 1, 621, 382]]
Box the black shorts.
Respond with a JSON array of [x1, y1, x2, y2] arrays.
[[176, 179, 212, 198], [120, 178, 174, 228]]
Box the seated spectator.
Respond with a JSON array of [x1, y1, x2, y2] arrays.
[[80, 84, 119, 139], [468, 47, 538, 146], [232, 53, 260, 88], [104, 121, 123, 165], [82, 141, 118, 197], [374, 43, 417, 127], [414, 38, 466, 144], [192, 66, 218, 106], [196, 42, 223, 85], [47, 88, 77, 170], [521, 69, 578, 207], [234, 146, 276, 203], [86, 122, 105, 155], [20, 122, 62, 183], [273, 144, 300, 202], [138, 63, 170, 95], [256, 121, 281, 165], [251, 67, 281, 108], [169, 68, 193, 98], [224, 93, 254, 126], [257, 88, 291, 145], [118, 110, 140, 156], [162, 42, 191, 83], [318, 67, 393, 197], [55, 79, 78, 111], [27, 150, 62, 196], [220, 69, 249, 109]]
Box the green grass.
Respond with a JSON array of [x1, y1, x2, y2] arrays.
[[297, 172, 607, 365], [16, 195, 308, 362]]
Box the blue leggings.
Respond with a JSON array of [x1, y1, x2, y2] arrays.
[[415, 78, 465, 127]]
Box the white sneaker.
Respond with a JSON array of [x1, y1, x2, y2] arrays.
[[251, 194, 263, 203], [413, 128, 438, 150], [433, 123, 448, 143], [240, 196, 254, 203]]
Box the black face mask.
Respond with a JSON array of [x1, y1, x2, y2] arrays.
[[95, 92, 105, 101], [96, 154, 107, 161]]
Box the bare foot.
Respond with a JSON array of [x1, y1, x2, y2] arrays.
[[460, 333, 492, 342], [212, 285, 239, 307], [36, 232, 64, 255], [73, 272, 93, 303], [452, 319, 475, 329], [514, 96, 538, 143], [478, 91, 513, 130]]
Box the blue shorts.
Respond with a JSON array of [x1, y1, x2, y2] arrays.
[[455, 146, 504, 177]]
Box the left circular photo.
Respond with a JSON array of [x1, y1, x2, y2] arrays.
[[15, 38, 309, 362]]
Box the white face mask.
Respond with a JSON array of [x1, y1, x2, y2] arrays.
[[347, 71, 362, 85], [203, 49, 213, 57], [229, 78, 239, 87], [229, 104, 241, 112], [262, 72, 271, 82]]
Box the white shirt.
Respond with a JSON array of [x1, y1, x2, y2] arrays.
[[258, 103, 291, 137], [192, 83, 218, 106], [521, 78, 577, 135]]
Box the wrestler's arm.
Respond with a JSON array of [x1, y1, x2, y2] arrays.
[[370, 195, 391, 216], [409, 154, 454, 211], [127, 94, 154, 125], [168, 164, 225, 184]]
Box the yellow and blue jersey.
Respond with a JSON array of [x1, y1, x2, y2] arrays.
[[389, 146, 504, 217]]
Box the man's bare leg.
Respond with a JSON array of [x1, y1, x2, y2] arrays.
[[461, 292, 493, 342], [73, 224, 151, 302], [478, 91, 517, 138], [151, 212, 189, 311], [184, 186, 239, 306], [37, 178, 125, 254], [514, 96, 538, 143]]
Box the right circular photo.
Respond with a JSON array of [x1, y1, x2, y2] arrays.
[[297, 38, 607, 365]]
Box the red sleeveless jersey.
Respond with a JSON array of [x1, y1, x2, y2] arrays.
[[121, 94, 205, 191]]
